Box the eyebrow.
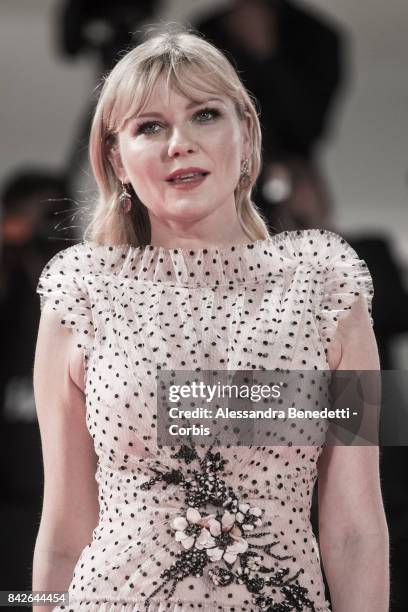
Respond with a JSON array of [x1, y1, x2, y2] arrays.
[[133, 98, 225, 120]]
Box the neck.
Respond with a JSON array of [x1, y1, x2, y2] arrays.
[[148, 206, 252, 251]]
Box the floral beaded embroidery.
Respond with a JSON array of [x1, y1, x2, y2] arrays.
[[141, 444, 316, 611]]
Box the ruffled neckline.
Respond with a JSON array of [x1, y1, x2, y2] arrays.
[[74, 229, 359, 287], [87, 233, 277, 256]]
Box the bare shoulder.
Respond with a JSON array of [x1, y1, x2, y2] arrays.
[[34, 303, 85, 407]]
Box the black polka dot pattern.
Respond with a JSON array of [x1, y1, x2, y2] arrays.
[[36, 230, 374, 612]]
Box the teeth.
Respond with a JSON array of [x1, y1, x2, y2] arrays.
[[171, 172, 205, 182]]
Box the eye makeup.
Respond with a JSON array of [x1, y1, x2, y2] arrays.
[[134, 106, 223, 136]]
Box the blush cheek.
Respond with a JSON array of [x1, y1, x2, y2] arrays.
[[128, 151, 161, 201], [214, 128, 241, 171]]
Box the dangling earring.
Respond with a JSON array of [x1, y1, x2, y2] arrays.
[[119, 182, 132, 213], [239, 158, 251, 188]]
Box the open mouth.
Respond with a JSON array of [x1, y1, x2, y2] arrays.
[[167, 172, 209, 184]]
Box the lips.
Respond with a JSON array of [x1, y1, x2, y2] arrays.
[[165, 167, 210, 182]]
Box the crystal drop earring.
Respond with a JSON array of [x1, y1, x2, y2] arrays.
[[119, 182, 132, 213], [239, 159, 251, 188]]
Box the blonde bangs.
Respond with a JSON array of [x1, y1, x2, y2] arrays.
[[106, 57, 245, 137], [103, 61, 163, 134]]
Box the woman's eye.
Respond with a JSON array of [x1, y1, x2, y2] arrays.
[[136, 121, 162, 135], [195, 107, 221, 122]]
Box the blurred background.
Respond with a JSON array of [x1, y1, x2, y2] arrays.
[[0, 0, 407, 610]]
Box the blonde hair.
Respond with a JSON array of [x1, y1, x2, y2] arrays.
[[85, 25, 270, 246]]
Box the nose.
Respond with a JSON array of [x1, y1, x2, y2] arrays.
[[167, 128, 197, 158]]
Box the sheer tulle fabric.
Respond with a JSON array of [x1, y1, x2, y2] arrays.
[[37, 230, 373, 612]]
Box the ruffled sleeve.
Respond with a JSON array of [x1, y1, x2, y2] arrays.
[[313, 230, 375, 349], [36, 242, 94, 352]]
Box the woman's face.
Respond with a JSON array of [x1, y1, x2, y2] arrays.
[[110, 74, 251, 239]]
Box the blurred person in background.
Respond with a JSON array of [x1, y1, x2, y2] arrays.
[[58, 0, 162, 71], [196, 0, 346, 233], [0, 169, 76, 594]]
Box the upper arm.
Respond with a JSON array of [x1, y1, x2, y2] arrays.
[[318, 295, 387, 542], [33, 304, 99, 557]]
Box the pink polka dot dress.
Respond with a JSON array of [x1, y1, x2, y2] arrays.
[[36, 229, 374, 612]]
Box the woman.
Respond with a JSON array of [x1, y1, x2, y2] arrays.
[[33, 28, 389, 612]]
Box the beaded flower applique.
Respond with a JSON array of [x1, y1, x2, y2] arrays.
[[140, 444, 316, 611]]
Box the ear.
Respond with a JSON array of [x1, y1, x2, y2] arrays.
[[107, 141, 129, 183], [241, 111, 253, 160]]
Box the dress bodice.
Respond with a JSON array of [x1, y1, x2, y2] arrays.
[[36, 229, 374, 612]]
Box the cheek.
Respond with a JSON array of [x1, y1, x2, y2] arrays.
[[212, 125, 242, 168], [121, 141, 163, 186]]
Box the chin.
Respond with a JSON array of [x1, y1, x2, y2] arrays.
[[172, 197, 215, 214]]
